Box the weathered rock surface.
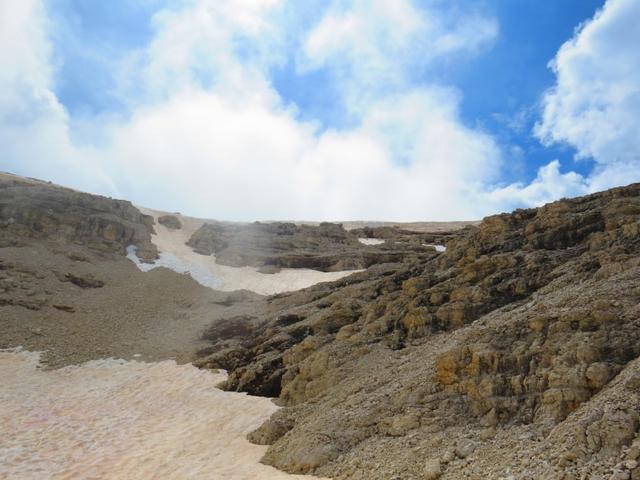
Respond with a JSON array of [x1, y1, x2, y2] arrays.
[[0, 173, 157, 261], [196, 183, 640, 479], [158, 214, 182, 230], [0, 173, 256, 367], [186, 220, 452, 271], [4, 170, 640, 479]]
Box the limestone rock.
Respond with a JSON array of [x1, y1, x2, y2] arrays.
[[186, 220, 445, 272], [378, 414, 420, 437], [158, 215, 182, 230], [190, 182, 640, 478], [454, 439, 477, 458], [423, 459, 442, 479], [0, 174, 157, 259]]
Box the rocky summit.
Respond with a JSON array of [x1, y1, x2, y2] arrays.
[[2, 172, 640, 479]]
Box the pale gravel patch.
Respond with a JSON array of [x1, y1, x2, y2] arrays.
[[0, 349, 326, 480]]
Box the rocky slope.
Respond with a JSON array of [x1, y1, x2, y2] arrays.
[[196, 183, 640, 479], [0, 173, 264, 366], [0, 173, 158, 261], [4, 170, 640, 479]]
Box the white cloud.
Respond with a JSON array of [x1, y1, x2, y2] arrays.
[[301, 0, 498, 73], [115, 0, 286, 105], [299, 0, 498, 112], [94, 84, 501, 221], [0, 0, 52, 114], [535, 0, 640, 191], [0, 0, 513, 221], [301, 0, 425, 73], [12, 0, 640, 223], [0, 0, 119, 193], [486, 160, 588, 208]]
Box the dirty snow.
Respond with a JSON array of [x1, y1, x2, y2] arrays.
[[0, 348, 325, 480]]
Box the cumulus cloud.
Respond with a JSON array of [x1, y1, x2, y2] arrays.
[[113, 0, 286, 107], [0, 0, 52, 114], [486, 160, 588, 208], [97, 85, 501, 220], [487, 0, 640, 210], [11, 0, 638, 222], [0, 0, 119, 192], [301, 0, 498, 73], [299, 0, 498, 111], [534, 0, 640, 192], [1, 0, 513, 221]]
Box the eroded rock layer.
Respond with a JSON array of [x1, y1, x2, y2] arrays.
[[0, 173, 158, 261], [197, 183, 640, 479], [4, 170, 640, 479], [186, 221, 450, 272], [0, 173, 261, 367]]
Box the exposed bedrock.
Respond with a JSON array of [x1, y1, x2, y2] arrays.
[[158, 214, 182, 230], [186, 220, 456, 271], [197, 183, 640, 479], [0, 174, 157, 261]]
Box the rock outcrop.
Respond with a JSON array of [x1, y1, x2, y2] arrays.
[[197, 183, 640, 479], [186, 220, 452, 271], [158, 214, 182, 230], [0, 174, 158, 261], [0, 173, 267, 368], [4, 170, 640, 479]]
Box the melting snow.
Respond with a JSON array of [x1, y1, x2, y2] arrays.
[[423, 244, 447, 252], [126, 208, 359, 295], [357, 238, 385, 245], [0, 348, 325, 480], [127, 245, 222, 289]]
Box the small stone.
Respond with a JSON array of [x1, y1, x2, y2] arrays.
[[479, 427, 496, 441], [627, 448, 640, 461], [626, 460, 638, 470], [424, 459, 442, 480], [558, 451, 577, 467], [586, 362, 611, 388], [609, 471, 630, 480], [378, 414, 420, 437], [481, 408, 499, 427], [440, 450, 456, 464], [157, 214, 182, 230], [429, 435, 444, 447], [455, 439, 477, 459]]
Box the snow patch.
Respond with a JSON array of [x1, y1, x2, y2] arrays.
[[358, 238, 385, 245], [423, 244, 446, 252], [0, 348, 325, 480], [127, 245, 222, 289], [127, 208, 359, 295]]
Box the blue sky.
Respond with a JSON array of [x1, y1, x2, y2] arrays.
[[52, 0, 603, 145], [49, 0, 158, 115], [1, 0, 639, 220], [451, 0, 605, 182]]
